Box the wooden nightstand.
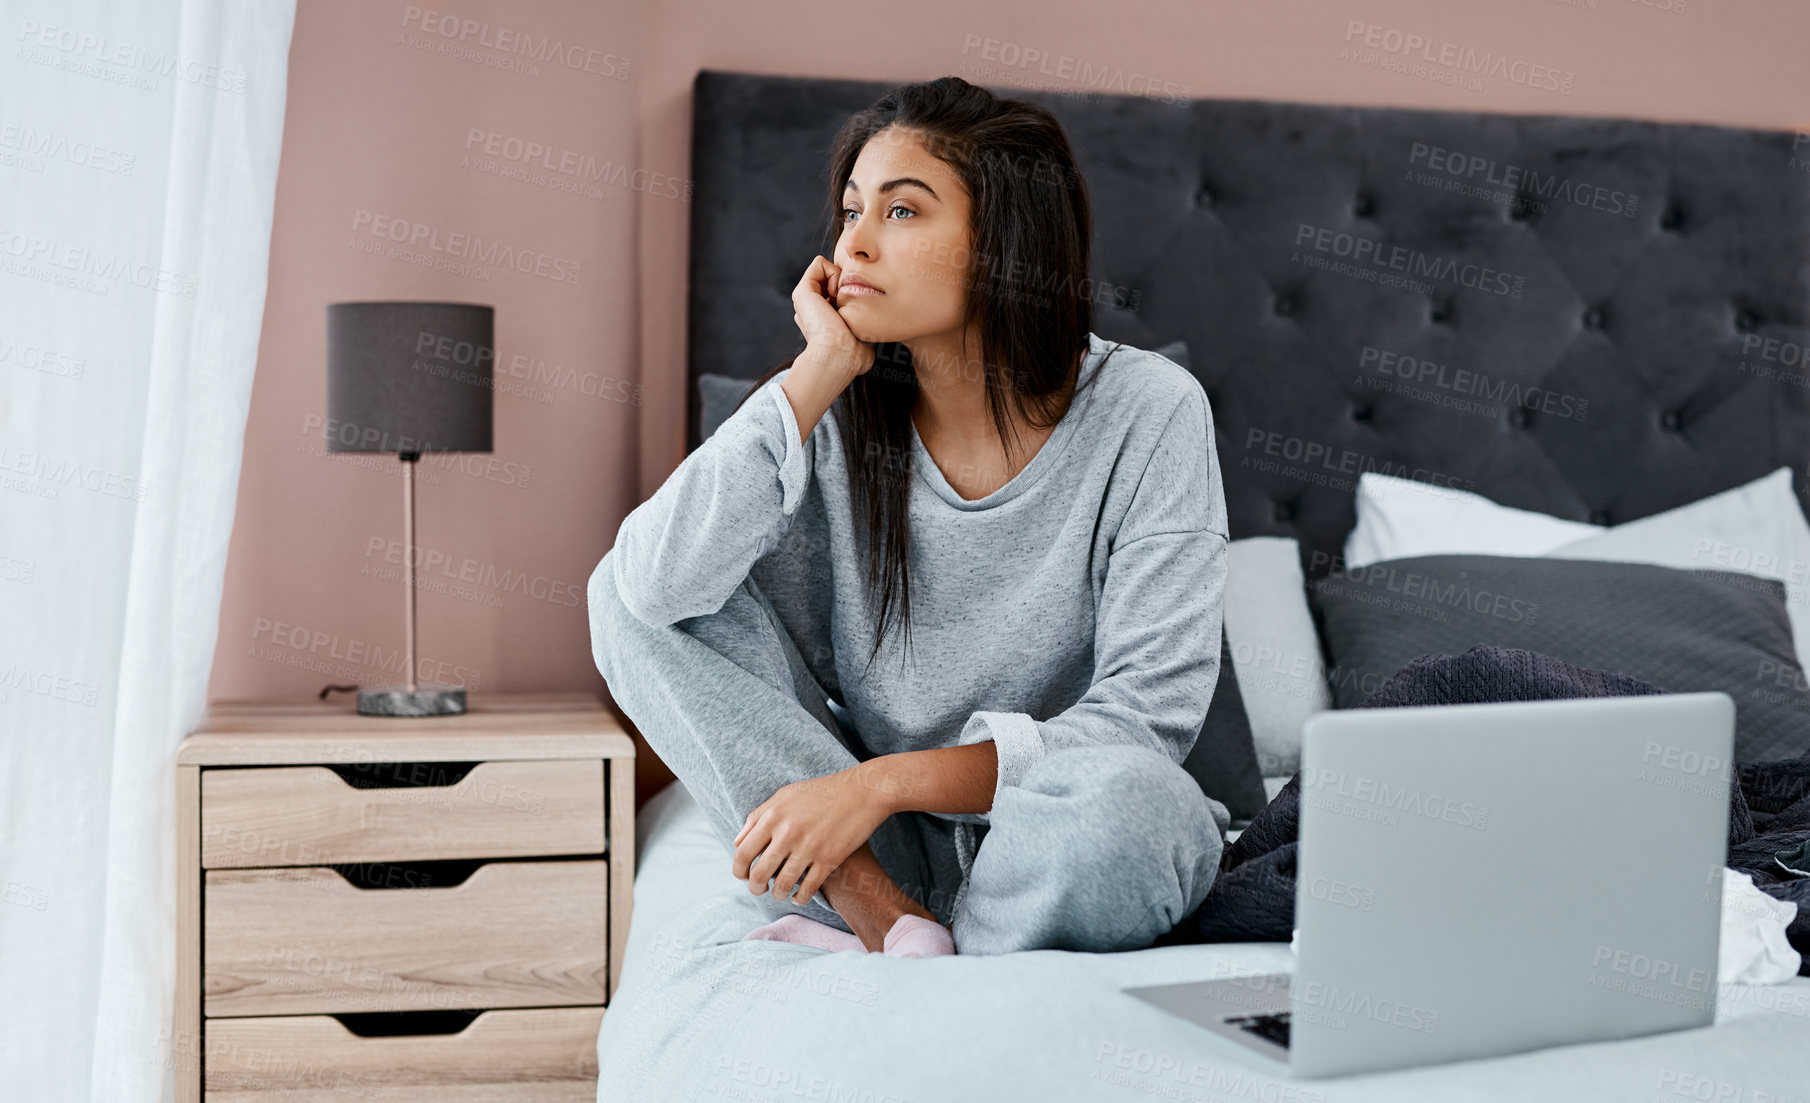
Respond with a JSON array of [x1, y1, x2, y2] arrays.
[[173, 692, 634, 1102]]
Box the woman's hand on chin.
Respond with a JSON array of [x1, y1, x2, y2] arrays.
[[732, 764, 891, 905], [791, 255, 875, 381]]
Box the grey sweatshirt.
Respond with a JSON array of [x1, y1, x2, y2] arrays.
[[608, 332, 1230, 823]]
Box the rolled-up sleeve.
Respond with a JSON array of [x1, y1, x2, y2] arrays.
[[954, 385, 1230, 813]]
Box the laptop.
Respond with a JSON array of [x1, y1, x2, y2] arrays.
[[1124, 692, 1733, 1078]]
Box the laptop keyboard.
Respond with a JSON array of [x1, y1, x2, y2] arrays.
[[1226, 1011, 1292, 1048]]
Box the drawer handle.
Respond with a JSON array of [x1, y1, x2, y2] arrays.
[[327, 858, 484, 890], [321, 855, 596, 890], [324, 761, 482, 789], [332, 1009, 484, 1037]]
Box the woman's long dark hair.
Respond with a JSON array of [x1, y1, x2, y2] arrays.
[[728, 76, 1114, 683]]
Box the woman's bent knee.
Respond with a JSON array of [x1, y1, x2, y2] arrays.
[[1018, 744, 1226, 874]]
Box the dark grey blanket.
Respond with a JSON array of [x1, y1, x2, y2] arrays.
[[1155, 644, 1810, 977]]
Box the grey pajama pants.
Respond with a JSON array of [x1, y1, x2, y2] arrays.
[[587, 549, 1228, 956]]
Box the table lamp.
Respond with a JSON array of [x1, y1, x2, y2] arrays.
[[327, 301, 494, 717]]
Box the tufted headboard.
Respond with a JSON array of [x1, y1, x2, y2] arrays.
[[686, 69, 1810, 578]]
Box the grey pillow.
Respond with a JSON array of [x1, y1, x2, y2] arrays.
[[1309, 554, 1810, 763], [1181, 626, 1271, 821], [1545, 467, 1810, 669], [697, 372, 760, 442]]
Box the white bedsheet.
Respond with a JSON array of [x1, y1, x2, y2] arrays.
[[598, 780, 1810, 1103]]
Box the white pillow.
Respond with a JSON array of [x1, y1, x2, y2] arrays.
[[1342, 472, 1605, 570], [1224, 537, 1334, 778], [1547, 466, 1810, 667]]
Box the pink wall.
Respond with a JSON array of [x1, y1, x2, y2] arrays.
[[208, 0, 1810, 787], [211, 0, 643, 705]]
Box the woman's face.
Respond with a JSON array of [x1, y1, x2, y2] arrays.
[[832, 126, 972, 345]]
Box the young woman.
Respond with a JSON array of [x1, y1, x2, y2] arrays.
[[589, 77, 1231, 957]]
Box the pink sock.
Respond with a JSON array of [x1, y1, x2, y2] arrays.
[[882, 914, 956, 958], [742, 913, 867, 953]]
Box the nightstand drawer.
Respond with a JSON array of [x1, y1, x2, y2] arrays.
[[201, 760, 604, 868], [204, 860, 607, 1017], [203, 1006, 604, 1101]]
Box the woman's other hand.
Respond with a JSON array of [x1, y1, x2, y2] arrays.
[[732, 765, 890, 905]]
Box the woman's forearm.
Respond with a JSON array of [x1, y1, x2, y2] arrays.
[[857, 741, 999, 817]]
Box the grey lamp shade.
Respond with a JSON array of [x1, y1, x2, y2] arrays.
[[326, 301, 494, 454]]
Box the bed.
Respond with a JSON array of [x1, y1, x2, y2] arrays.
[[596, 70, 1810, 1100]]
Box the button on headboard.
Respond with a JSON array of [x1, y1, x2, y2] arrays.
[[687, 69, 1810, 577]]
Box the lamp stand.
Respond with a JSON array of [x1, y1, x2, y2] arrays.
[[357, 450, 468, 717]]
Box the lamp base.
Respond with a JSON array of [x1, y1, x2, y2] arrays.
[[356, 684, 467, 717]]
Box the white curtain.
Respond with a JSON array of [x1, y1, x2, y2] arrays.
[[0, 2, 295, 1099]]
